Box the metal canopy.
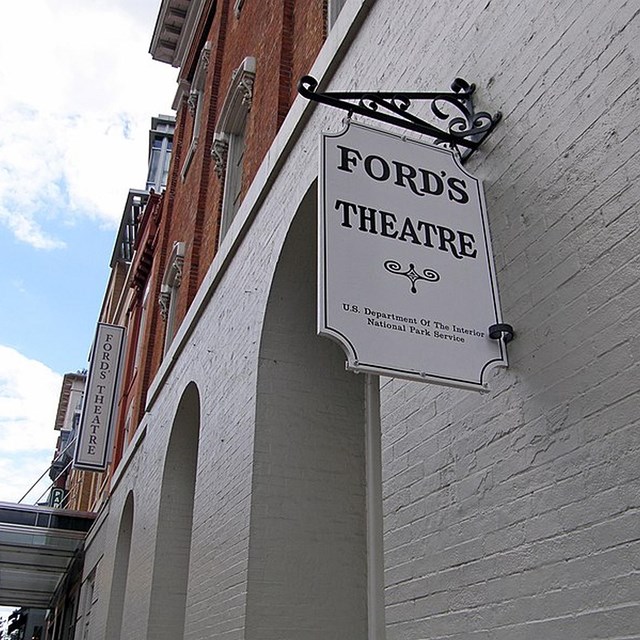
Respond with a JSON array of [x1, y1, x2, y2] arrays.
[[0, 502, 95, 609]]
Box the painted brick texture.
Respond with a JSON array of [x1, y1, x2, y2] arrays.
[[247, 197, 368, 639], [82, 1, 640, 639], [361, 1, 640, 638]]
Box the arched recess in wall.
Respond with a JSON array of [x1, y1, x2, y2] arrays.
[[105, 491, 134, 640], [246, 183, 368, 639], [147, 382, 201, 640]]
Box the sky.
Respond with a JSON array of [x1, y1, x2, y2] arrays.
[[0, 0, 178, 597]]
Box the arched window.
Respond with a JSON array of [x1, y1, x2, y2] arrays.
[[211, 56, 256, 241], [181, 42, 211, 178], [158, 241, 185, 354]]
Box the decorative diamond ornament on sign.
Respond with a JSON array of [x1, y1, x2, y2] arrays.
[[318, 121, 508, 391]]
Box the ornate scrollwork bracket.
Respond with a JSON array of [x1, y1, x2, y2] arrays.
[[211, 135, 229, 178], [187, 90, 199, 116], [158, 242, 185, 321], [298, 75, 502, 162], [158, 286, 171, 321]]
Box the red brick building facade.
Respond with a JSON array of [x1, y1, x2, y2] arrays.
[[105, 1, 328, 475]]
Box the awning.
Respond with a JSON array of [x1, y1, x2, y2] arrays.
[[0, 502, 95, 608]]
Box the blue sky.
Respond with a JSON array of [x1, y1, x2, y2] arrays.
[[0, 0, 177, 514], [1, 219, 113, 368]]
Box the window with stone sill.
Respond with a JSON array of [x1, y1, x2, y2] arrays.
[[211, 56, 256, 242], [159, 241, 185, 354], [181, 42, 211, 179]]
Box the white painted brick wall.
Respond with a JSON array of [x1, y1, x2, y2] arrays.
[[362, 1, 640, 638], [241, 198, 368, 639], [81, 0, 640, 638]]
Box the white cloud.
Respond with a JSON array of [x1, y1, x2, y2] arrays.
[[0, 345, 62, 503], [0, 0, 177, 249]]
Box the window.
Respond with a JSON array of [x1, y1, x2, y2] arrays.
[[134, 281, 151, 371], [159, 241, 186, 353], [211, 56, 256, 241], [328, 0, 347, 27], [147, 135, 173, 192], [181, 42, 211, 178]]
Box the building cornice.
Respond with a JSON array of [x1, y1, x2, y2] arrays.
[[149, 0, 207, 68], [54, 373, 86, 431]]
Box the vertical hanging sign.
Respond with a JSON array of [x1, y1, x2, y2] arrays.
[[319, 121, 507, 391], [73, 323, 125, 471]]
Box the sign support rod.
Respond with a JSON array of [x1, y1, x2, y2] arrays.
[[365, 374, 386, 639]]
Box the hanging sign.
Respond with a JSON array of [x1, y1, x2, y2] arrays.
[[49, 487, 66, 508], [73, 323, 125, 471], [319, 121, 507, 391]]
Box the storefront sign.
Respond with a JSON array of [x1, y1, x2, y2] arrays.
[[319, 121, 507, 391], [73, 323, 125, 471], [49, 487, 66, 508]]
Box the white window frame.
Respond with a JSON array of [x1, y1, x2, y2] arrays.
[[181, 42, 212, 179], [211, 56, 256, 242], [328, 0, 347, 27], [159, 241, 186, 353]]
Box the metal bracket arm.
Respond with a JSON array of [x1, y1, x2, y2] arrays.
[[298, 75, 501, 162]]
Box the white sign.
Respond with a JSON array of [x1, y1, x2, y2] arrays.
[[74, 323, 125, 471], [319, 121, 507, 391]]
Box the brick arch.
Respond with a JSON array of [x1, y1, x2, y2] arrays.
[[105, 491, 135, 640], [147, 382, 201, 640], [247, 183, 368, 639]]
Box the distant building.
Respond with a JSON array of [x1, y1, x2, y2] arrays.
[[146, 115, 175, 193], [7, 607, 45, 640], [48, 372, 85, 509]]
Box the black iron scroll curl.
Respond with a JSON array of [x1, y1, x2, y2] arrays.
[[298, 75, 501, 162]]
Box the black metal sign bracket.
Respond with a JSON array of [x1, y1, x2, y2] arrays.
[[488, 323, 515, 343], [298, 75, 501, 163]]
